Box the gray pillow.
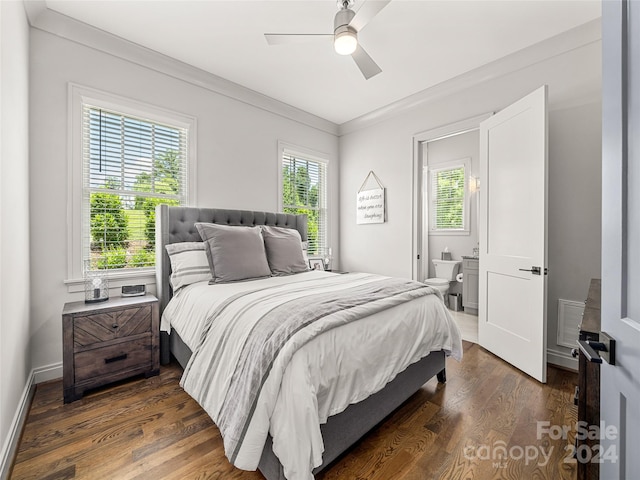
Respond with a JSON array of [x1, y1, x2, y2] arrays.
[[195, 223, 271, 283], [261, 226, 309, 276]]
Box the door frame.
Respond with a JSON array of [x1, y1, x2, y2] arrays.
[[411, 113, 492, 281]]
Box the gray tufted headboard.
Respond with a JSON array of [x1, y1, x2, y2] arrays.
[[155, 204, 308, 315]]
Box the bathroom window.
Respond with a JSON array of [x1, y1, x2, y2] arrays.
[[428, 159, 470, 235]]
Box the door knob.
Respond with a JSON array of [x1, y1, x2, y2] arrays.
[[519, 266, 542, 275], [577, 332, 616, 365], [518, 266, 548, 275], [578, 340, 603, 363]]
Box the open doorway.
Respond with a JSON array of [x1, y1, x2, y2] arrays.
[[412, 114, 490, 343]]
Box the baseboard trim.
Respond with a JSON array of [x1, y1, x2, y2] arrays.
[[33, 362, 63, 384], [0, 373, 36, 480], [547, 348, 578, 371], [0, 362, 62, 479]]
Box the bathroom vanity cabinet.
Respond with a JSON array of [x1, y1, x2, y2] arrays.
[[462, 257, 479, 315]]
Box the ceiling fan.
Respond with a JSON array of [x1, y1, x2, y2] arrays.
[[264, 0, 391, 80]]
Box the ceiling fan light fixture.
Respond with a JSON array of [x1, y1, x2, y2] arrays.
[[334, 28, 357, 55], [265, 0, 386, 78]]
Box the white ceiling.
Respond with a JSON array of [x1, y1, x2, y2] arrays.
[[44, 0, 601, 125]]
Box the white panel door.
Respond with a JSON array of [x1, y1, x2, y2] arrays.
[[479, 86, 548, 383], [600, 1, 640, 478]]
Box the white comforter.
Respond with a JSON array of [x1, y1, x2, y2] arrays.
[[162, 271, 463, 480]]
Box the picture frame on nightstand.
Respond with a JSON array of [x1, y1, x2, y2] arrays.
[[308, 258, 325, 271]]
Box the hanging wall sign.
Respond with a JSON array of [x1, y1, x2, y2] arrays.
[[357, 171, 386, 224]]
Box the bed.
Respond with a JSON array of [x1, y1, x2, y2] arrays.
[[155, 205, 462, 480]]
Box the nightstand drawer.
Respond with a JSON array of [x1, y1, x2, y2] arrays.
[[74, 337, 152, 383], [74, 305, 152, 348]]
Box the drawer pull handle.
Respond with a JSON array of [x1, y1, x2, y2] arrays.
[[105, 354, 128, 364], [112, 324, 119, 329]]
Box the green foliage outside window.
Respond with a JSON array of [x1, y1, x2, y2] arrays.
[[90, 189, 129, 250], [434, 166, 465, 230], [95, 246, 128, 269], [282, 162, 323, 255], [89, 150, 182, 269], [133, 150, 181, 249]]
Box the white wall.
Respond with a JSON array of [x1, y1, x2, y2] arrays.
[[29, 27, 339, 375], [339, 40, 601, 366], [0, 0, 31, 469], [547, 101, 601, 359]]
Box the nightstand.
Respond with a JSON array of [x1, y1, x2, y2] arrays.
[[62, 295, 160, 403]]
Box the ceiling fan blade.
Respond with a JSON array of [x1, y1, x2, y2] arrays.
[[351, 44, 382, 79], [349, 0, 391, 32], [265, 33, 332, 45]]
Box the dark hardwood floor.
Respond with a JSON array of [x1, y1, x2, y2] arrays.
[[10, 341, 578, 480]]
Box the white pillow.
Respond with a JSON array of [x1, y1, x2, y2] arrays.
[[165, 242, 212, 291]]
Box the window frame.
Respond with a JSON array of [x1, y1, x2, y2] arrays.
[[427, 158, 471, 236], [67, 84, 196, 290], [277, 141, 330, 256]]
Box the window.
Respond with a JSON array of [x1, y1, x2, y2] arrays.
[[81, 101, 190, 273], [280, 145, 328, 255], [428, 159, 469, 234]]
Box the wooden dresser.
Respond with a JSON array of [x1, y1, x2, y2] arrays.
[[575, 278, 600, 480], [63, 295, 160, 403]]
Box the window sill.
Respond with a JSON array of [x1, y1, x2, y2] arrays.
[[429, 230, 470, 236], [65, 269, 156, 294]]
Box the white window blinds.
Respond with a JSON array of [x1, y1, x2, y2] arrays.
[[281, 152, 327, 255], [82, 105, 188, 271], [430, 164, 466, 231]]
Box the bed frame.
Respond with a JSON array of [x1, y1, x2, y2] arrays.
[[155, 205, 446, 480]]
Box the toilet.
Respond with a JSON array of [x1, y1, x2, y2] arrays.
[[424, 259, 461, 303]]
